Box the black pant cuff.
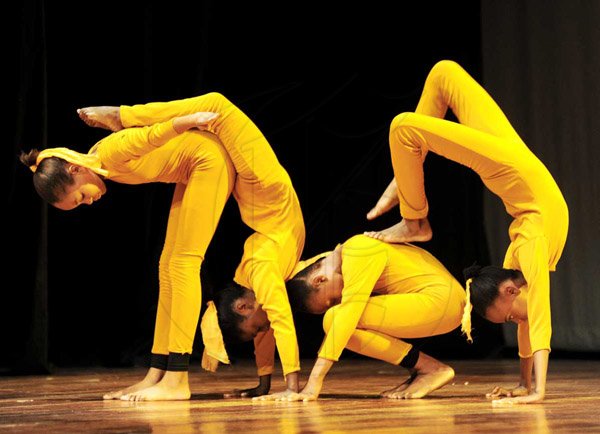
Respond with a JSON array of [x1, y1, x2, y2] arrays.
[[399, 346, 420, 369], [150, 353, 168, 370], [167, 352, 190, 372]]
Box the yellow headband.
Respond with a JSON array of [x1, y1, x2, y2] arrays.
[[461, 278, 474, 343], [30, 147, 109, 177], [200, 301, 230, 372]]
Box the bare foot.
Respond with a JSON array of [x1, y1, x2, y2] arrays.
[[77, 106, 123, 132], [121, 371, 191, 401], [364, 218, 432, 244], [380, 372, 416, 398], [366, 178, 399, 220], [103, 367, 165, 400], [385, 353, 455, 399]]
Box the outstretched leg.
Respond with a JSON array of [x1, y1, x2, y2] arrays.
[[102, 184, 186, 400], [121, 141, 234, 401]]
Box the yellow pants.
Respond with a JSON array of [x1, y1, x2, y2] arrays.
[[323, 279, 465, 364], [123, 93, 305, 371], [121, 93, 284, 355], [121, 93, 299, 236], [153, 143, 234, 355], [389, 60, 525, 219]]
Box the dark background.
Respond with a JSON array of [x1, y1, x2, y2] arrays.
[[5, 1, 599, 375]]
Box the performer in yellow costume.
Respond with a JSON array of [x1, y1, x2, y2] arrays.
[[215, 252, 329, 398], [22, 92, 304, 401], [248, 234, 465, 401], [365, 60, 569, 404]]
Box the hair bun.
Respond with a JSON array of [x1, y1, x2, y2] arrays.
[[19, 149, 40, 168], [463, 263, 482, 280]]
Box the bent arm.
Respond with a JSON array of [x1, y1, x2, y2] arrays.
[[120, 92, 283, 182], [318, 243, 387, 361], [96, 112, 215, 165]]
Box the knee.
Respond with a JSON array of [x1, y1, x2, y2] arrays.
[[159, 251, 172, 273], [160, 252, 204, 273], [390, 112, 412, 132], [205, 91, 231, 107], [428, 60, 462, 80]]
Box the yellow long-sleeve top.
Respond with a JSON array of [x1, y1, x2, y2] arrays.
[[318, 235, 464, 361], [253, 251, 332, 376], [90, 120, 224, 184], [117, 93, 305, 375], [493, 150, 569, 358]]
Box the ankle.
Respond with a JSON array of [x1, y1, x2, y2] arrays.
[[162, 371, 189, 387]]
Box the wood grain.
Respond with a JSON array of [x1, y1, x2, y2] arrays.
[[1, 359, 599, 433]]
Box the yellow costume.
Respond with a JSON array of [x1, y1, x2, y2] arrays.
[[389, 60, 568, 357], [317, 235, 465, 363], [252, 251, 331, 376], [86, 114, 235, 357], [118, 93, 305, 375]]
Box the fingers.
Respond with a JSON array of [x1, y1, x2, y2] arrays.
[[252, 394, 276, 402], [252, 392, 309, 402], [205, 112, 219, 122], [197, 112, 219, 124], [486, 387, 500, 398], [103, 391, 122, 400], [486, 387, 512, 398]]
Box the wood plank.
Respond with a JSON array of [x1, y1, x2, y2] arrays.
[[1, 359, 599, 433]]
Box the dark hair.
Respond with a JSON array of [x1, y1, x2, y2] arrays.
[[463, 263, 522, 317], [286, 258, 324, 312], [213, 282, 250, 343], [19, 149, 74, 204]]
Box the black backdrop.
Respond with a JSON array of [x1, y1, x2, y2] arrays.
[[5, 1, 507, 374]]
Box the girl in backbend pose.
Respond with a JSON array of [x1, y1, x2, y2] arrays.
[[365, 60, 568, 404], [22, 92, 305, 401]]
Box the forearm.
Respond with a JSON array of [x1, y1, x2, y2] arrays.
[[303, 358, 335, 396], [533, 349, 549, 396]]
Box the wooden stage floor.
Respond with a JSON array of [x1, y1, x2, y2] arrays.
[[1, 359, 600, 433]]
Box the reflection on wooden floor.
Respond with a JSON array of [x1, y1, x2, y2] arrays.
[[1, 359, 600, 433]]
